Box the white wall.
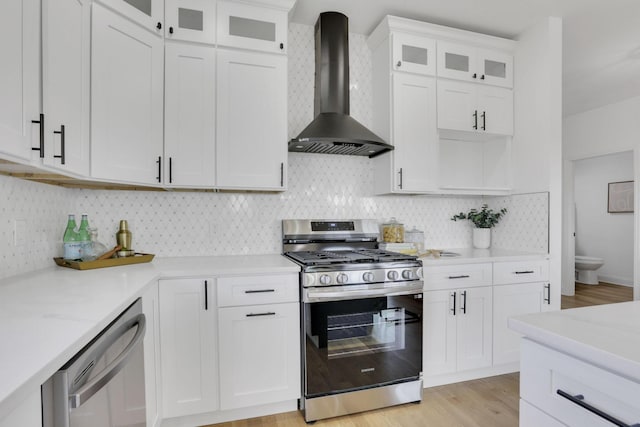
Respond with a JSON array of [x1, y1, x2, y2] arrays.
[[574, 152, 634, 285]]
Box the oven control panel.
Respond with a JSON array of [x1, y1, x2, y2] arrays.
[[302, 266, 423, 287]]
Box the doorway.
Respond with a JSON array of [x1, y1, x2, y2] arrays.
[[562, 149, 638, 304]]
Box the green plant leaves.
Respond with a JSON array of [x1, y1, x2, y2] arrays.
[[450, 204, 507, 228]]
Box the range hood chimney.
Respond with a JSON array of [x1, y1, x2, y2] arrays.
[[288, 12, 393, 158]]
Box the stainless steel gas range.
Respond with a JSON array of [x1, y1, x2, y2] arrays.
[[282, 219, 424, 422]]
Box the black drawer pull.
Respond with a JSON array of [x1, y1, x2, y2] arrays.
[[246, 312, 276, 317], [544, 283, 551, 304], [31, 113, 45, 157], [53, 124, 65, 164], [448, 275, 470, 279], [244, 289, 275, 294], [515, 270, 535, 274], [557, 389, 640, 427]]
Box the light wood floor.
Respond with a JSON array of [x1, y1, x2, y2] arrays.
[[561, 281, 633, 309], [205, 373, 520, 427], [206, 283, 633, 427]]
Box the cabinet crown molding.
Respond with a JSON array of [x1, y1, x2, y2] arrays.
[[367, 15, 516, 53]]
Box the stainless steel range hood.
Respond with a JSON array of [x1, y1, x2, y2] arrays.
[[289, 12, 393, 158]]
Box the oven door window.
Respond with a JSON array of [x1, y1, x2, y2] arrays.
[[304, 294, 422, 397]]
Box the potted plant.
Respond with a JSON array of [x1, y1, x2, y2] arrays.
[[451, 204, 507, 249]]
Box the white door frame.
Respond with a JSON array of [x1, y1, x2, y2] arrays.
[[562, 149, 639, 301]]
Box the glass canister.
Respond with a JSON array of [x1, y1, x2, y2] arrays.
[[404, 226, 425, 252], [382, 217, 405, 243]]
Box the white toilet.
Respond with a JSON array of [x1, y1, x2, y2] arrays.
[[575, 256, 605, 285]]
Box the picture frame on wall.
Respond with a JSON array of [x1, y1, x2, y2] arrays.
[[607, 180, 634, 213]]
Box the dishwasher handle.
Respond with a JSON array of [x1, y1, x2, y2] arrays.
[[69, 313, 146, 409]]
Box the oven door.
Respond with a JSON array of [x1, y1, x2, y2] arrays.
[[302, 283, 423, 398]]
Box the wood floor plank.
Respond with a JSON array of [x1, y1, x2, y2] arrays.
[[561, 282, 633, 309]]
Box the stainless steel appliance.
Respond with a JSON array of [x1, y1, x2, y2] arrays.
[[42, 298, 147, 427], [283, 219, 423, 422]]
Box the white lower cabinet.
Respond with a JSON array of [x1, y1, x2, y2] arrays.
[[520, 400, 566, 427], [0, 389, 41, 427], [218, 302, 300, 409], [142, 283, 162, 427], [159, 278, 218, 418], [520, 338, 640, 427], [423, 286, 492, 377], [158, 272, 300, 423]]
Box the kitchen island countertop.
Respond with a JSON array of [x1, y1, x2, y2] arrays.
[[509, 300, 640, 382], [0, 254, 299, 421]]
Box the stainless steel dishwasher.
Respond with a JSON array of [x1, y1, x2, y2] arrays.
[[42, 298, 147, 427]]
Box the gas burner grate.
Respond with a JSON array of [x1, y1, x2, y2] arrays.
[[285, 249, 417, 266]]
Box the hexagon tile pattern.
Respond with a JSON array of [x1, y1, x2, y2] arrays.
[[0, 24, 549, 280]]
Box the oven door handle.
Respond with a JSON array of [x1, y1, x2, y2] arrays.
[[304, 282, 423, 302]]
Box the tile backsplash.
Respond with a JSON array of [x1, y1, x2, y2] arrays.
[[0, 24, 548, 280]]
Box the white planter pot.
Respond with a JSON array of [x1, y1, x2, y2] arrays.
[[473, 228, 491, 249]]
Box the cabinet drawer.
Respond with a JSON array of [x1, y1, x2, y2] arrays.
[[217, 274, 298, 307], [520, 400, 566, 427], [493, 260, 548, 284], [423, 263, 492, 291], [521, 339, 640, 427]]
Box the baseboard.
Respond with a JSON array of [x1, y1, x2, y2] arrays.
[[423, 363, 520, 388], [597, 275, 633, 287]]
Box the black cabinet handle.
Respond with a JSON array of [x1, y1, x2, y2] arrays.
[[461, 290, 467, 314], [472, 73, 477, 79], [31, 113, 45, 157], [280, 162, 284, 187], [473, 110, 478, 130], [398, 168, 403, 189], [246, 312, 276, 317], [480, 74, 485, 80], [448, 275, 470, 279], [169, 157, 173, 184], [544, 283, 551, 304], [204, 280, 208, 310], [279, 42, 284, 50], [245, 289, 275, 294], [397, 60, 402, 67], [156, 156, 161, 183], [169, 26, 174, 34], [156, 22, 162, 30], [515, 270, 535, 275], [481, 111, 486, 131], [53, 125, 65, 165], [450, 292, 456, 316], [556, 389, 639, 427]]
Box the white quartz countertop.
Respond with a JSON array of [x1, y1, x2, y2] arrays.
[[509, 301, 640, 383], [0, 254, 299, 419], [419, 247, 549, 266]]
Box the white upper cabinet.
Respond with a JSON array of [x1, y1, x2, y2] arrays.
[[0, 0, 40, 162], [164, 42, 216, 187], [91, 3, 164, 185], [41, 0, 91, 176], [392, 33, 436, 76], [216, 48, 287, 190], [216, 1, 288, 54], [165, 0, 216, 44], [437, 80, 513, 136], [96, 0, 164, 34], [437, 41, 513, 88]]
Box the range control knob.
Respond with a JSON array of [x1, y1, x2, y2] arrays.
[[319, 274, 332, 285], [387, 270, 399, 281], [336, 273, 349, 284], [363, 272, 375, 282], [402, 269, 415, 280]]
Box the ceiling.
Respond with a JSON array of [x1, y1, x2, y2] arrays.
[[290, 0, 640, 117]]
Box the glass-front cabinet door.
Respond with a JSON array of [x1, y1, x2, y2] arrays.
[[392, 33, 436, 76], [216, 0, 288, 54], [437, 41, 513, 88], [96, 0, 164, 34], [165, 0, 215, 44]]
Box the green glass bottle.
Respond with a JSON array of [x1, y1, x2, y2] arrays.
[[63, 215, 80, 259], [78, 214, 91, 258]]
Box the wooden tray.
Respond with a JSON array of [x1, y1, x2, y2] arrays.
[[54, 253, 155, 270]]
